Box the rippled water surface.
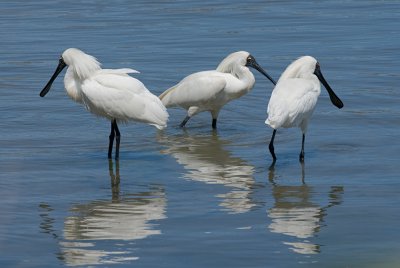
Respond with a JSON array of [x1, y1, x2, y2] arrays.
[[1, 1, 400, 267]]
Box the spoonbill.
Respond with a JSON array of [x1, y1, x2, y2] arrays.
[[265, 56, 343, 162], [159, 51, 276, 128], [39, 48, 168, 160]]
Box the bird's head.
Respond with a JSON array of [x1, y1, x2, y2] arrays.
[[217, 51, 276, 85], [39, 48, 101, 97]]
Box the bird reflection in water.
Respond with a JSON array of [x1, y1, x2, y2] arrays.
[[159, 131, 261, 214], [109, 159, 120, 201], [39, 160, 167, 266], [267, 163, 343, 255]]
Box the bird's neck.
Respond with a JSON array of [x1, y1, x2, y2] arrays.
[[64, 68, 84, 103], [235, 67, 255, 90]]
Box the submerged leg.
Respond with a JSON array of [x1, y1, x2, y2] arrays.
[[113, 120, 121, 160], [211, 110, 220, 130], [212, 118, 217, 129], [299, 133, 305, 162], [180, 115, 191, 128], [300, 160, 305, 183], [269, 129, 277, 162], [109, 159, 120, 201], [108, 121, 115, 159]]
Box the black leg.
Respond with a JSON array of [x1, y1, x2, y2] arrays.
[[108, 121, 115, 159], [113, 120, 121, 160], [212, 118, 217, 129], [269, 129, 277, 162], [180, 115, 191, 128], [299, 133, 305, 162]]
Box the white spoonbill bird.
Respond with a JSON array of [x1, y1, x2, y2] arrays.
[[265, 56, 343, 162], [39, 48, 168, 160], [159, 51, 276, 128]]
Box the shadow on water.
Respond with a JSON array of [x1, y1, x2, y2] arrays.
[[267, 163, 344, 255], [39, 160, 167, 266], [158, 130, 264, 214]]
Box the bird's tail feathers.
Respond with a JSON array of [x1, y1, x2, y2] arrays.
[[146, 96, 169, 129], [265, 118, 280, 129]]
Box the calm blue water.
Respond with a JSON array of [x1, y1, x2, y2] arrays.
[[1, 1, 400, 267]]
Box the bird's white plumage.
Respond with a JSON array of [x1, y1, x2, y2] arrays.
[[62, 48, 168, 129], [266, 56, 320, 133], [159, 51, 256, 119]]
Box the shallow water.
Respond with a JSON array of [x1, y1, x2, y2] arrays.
[[1, 0, 400, 267]]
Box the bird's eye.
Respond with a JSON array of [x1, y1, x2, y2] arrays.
[[246, 56, 255, 64], [57, 57, 67, 67]]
